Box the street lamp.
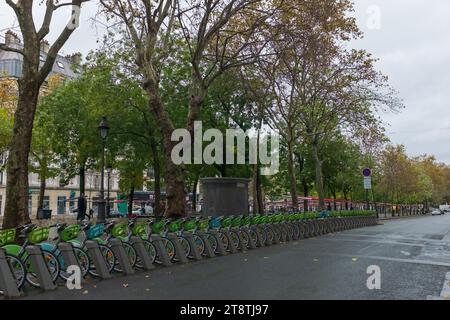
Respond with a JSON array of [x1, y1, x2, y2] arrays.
[[97, 116, 109, 223], [106, 164, 112, 218]]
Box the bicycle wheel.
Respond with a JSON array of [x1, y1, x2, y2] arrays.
[[239, 230, 249, 248], [218, 232, 229, 251], [249, 229, 258, 245], [193, 234, 205, 255], [161, 238, 176, 262], [59, 247, 90, 280], [229, 230, 240, 249], [206, 233, 218, 253], [3, 253, 26, 290], [88, 244, 116, 277], [266, 226, 275, 243], [176, 237, 191, 260], [135, 239, 157, 268], [24, 249, 60, 288], [114, 242, 137, 272], [257, 227, 267, 244]]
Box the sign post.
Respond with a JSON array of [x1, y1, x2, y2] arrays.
[[363, 169, 372, 211]]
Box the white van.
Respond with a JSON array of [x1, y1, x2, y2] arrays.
[[439, 204, 450, 213]]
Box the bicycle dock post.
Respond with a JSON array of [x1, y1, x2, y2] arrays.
[[183, 232, 203, 260], [130, 236, 155, 270], [208, 230, 227, 255], [0, 248, 21, 298], [109, 239, 135, 275], [57, 243, 86, 284], [150, 235, 172, 267], [195, 231, 215, 258], [85, 241, 112, 279], [25, 246, 57, 291], [222, 230, 238, 253], [166, 233, 189, 263]]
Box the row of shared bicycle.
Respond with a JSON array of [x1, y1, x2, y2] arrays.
[[0, 210, 377, 294]]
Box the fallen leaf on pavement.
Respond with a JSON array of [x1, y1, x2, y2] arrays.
[[313, 259, 319, 262], [123, 283, 129, 288], [352, 258, 358, 262], [82, 290, 89, 295]]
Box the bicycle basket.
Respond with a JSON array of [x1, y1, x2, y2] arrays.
[[231, 217, 242, 227], [168, 220, 181, 233], [151, 220, 165, 234], [183, 219, 197, 232], [28, 227, 50, 244], [132, 223, 148, 238], [112, 223, 128, 238], [60, 225, 81, 242], [209, 217, 221, 229], [197, 219, 209, 231], [221, 217, 232, 228], [0, 228, 16, 246], [87, 224, 105, 240]]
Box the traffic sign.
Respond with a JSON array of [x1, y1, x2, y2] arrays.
[[364, 176, 372, 190], [363, 168, 372, 177]]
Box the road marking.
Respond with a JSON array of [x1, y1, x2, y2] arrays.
[[321, 252, 450, 267], [329, 232, 450, 245]]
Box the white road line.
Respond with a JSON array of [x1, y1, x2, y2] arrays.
[[321, 252, 450, 267]]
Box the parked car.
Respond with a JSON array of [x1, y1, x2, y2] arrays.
[[439, 204, 450, 213], [431, 209, 444, 215]]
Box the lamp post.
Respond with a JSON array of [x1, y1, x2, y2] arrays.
[[106, 164, 112, 218], [97, 116, 109, 223]]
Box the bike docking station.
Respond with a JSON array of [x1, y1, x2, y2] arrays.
[[195, 231, 216, 258], [150, 234, 172, 267], [57, 242, 86, 284], [25, 246, 57, 291], [166, 233, 189, 264], [0, 248, 22, 298], [207, 230, 228, 255], [183, 232, 203, 260], [130, 236, 155, 271], [85, 240, 112, 280], [109, 239, 135, 275]]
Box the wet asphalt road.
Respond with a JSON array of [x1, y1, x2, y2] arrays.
[[23, 214, 450, 300]]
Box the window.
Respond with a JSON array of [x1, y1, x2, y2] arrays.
[[57, 196, 66, 215], [0, 171, 3, 185], [43, 196, 50, 210], [56, 61, 65, 69], [0, 195, 2, 216]]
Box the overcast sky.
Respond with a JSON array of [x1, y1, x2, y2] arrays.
[[1, 0, 449, 164]]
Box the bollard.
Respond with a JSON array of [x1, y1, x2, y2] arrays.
[[208, 230, 227, 255], [150, 235, 172, 267], [0, 249, 21, 298], [196, 231, 216, 258], [221, 230, 238, 253], [57, 243, 86, 283], [130, 236, 155, 271], [183, 232, 203, 260], [25, 246, 57, 290], [167, 233, 189, 263], [85, 241, 112, 279]]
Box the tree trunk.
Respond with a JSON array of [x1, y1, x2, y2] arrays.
[[3, 81, 39, 228], [79, 162, 86, 196], [128, 185, 135, 216], [286, 142, 298, 210], [145, 81, 186, 218], [150, 138, 161, 218], [36, 170, 46, 219], [311, 141, 325, 211]]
